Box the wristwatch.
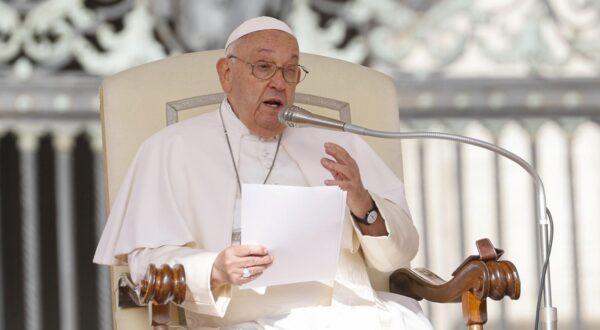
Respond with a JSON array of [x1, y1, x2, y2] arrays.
[[350, 200, 379, 225]]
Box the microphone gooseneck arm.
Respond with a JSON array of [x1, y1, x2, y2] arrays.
[[346, 124, 547, 221], [347, 125, 557, 330], [279, 105, 557, 330]]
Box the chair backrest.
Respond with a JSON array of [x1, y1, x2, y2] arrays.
[[100, 50, 404, 329]]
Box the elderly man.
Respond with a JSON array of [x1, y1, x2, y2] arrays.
[[94, 17, 432, 329]]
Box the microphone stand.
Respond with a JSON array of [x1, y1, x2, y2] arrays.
[[343, 124, 558, 330]]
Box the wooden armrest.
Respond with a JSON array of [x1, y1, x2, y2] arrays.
[[389, 239, 520, 330], [118, 264, 186, 329]]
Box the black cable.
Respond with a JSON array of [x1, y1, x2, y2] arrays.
[[534, 208, 555, 330]]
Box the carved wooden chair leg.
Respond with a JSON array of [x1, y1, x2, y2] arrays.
[[118, 264, 187, 329], [151, 303, 171, 329], [462, 290, 486, 330]]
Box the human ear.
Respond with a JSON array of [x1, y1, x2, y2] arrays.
[[216, 58, 232, 93]]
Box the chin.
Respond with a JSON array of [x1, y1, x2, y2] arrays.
[[258, 122, 285, 135], [257, 112, 281, 126]]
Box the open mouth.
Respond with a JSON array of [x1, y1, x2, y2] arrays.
[[263, 98, 283, 109]]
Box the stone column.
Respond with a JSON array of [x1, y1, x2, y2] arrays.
[[17, 127, 41, 330], [53, 128, 78, 330]]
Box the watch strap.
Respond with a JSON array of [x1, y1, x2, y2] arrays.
[[350, 199, 378, 225]]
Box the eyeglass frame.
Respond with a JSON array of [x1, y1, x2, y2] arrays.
[[227, 55, 309, 84]]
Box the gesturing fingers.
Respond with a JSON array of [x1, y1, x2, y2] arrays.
[[324, 143, 357, 167], [320, 143, 374, 215], [321, 143, 363, 190], [320, 158, 350, 180]]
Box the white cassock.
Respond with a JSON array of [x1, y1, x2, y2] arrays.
[[94, 100, 433, 330]]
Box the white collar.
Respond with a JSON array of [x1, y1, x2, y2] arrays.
[[219, 99, 282, 141], [220, 98, 250, 136]]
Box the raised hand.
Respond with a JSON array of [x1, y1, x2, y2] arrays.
[[320, 142, 388, 236], [321, 142, 372, 216]]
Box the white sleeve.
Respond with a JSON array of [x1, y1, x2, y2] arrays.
[[127, 246, 231, 317], [350, 192, 419, 271]]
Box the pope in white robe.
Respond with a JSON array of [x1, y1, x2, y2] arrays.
[[94, 16, 433, 330]]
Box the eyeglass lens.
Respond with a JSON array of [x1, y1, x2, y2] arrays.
[[253, 61, 305, 83]]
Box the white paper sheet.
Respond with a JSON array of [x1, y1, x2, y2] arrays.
[[240, 184, 347, 289]]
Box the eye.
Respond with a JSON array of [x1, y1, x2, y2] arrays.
[[283, 65, 299, 75], [255, 61, 274, 71]]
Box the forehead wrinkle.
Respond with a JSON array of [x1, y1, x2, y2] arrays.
[[252, 48, 299, 62], [257, 48, 274, 53], [255, 48, 298, 57]]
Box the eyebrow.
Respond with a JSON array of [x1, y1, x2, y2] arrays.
[[256, 48, 299, 60]]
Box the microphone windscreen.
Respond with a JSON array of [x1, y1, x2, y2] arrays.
[[278, 105, 309, 127]]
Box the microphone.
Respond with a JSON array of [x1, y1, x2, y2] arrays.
[[278, 104, 556, 330], [278, 105, 346, 131]]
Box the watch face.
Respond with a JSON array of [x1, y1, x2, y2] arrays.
[[366, 210, 378, 224]]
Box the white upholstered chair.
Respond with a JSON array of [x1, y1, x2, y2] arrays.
[[99, 50, 519, 329]]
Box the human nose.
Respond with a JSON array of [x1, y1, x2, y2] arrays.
[[268, 67, 287, 90]]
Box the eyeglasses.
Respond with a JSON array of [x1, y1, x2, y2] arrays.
[[228, 55, 309, 84]]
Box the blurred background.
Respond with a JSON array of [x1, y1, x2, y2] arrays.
[[1, 0, 599, 329]]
